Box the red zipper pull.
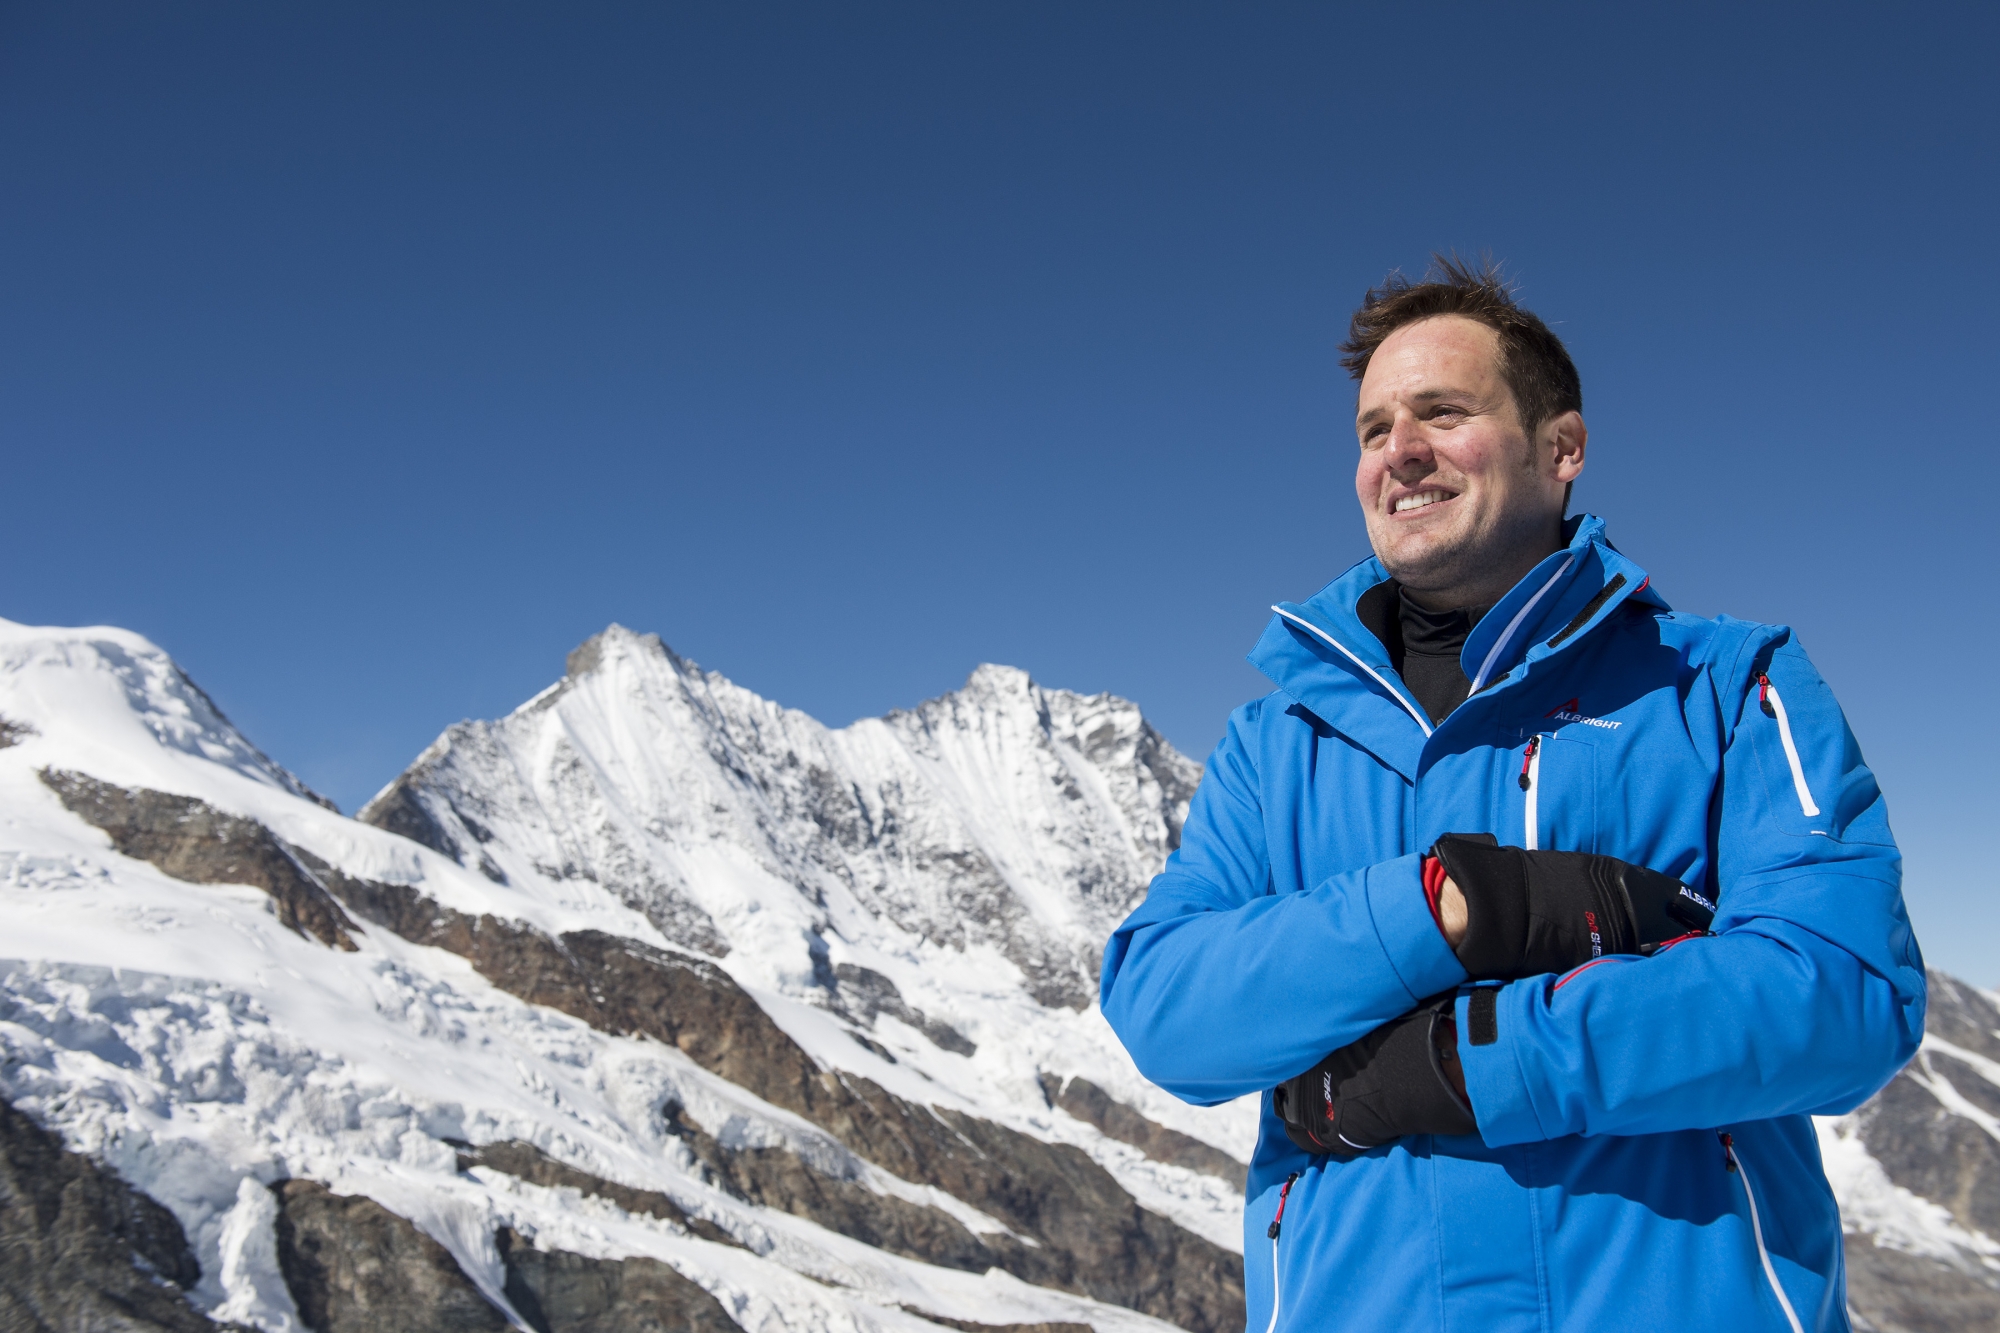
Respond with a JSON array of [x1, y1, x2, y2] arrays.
[[1718, 1131, 1739, 1172], [1518, 736, 1540, 790], [1267, 1170, 1301, 1239], [1756, 674, 1775, 718]]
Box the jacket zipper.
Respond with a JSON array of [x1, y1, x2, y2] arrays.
[[1264, 1171, 1300, 1333], [1518, 736, 1543, 849], [1467, 554, 1578, 694], [1719, 1133, 1805, 1333], [1756, 674, 1821, 818]]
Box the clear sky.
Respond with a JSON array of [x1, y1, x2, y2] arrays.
[[4, 4, 1996, 981]]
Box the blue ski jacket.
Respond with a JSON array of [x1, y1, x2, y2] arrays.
[[1102, 516, 1924, 1333]]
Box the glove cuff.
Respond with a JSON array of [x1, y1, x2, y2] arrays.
[[1432, 834, 1525, 978], [1335, 998, 1477, 1150], [1421, 855, 1449, 932]]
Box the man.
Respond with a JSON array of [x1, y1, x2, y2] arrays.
[[1100, 258, 1924, 1332]]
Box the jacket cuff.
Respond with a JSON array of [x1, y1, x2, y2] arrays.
[[1364, 853, 1469, 1004], [1457, 984, 1546, 1146]]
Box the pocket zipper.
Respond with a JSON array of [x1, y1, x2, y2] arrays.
[[1264, 1171, 1300, 1333], [1719, 1133, 1805, 1333], [1756, 674, 1821, 818], [1518, 736, 1543, 849]]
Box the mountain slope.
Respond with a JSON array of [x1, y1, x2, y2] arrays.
[[0, 618, 1248, 1333]]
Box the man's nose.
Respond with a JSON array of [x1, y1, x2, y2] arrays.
[[1384, 413, 1433, 473]]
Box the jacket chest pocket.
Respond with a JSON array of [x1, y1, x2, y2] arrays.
[[1519, 733, 1600, 854]]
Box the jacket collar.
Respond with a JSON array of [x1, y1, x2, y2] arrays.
[[1247, 515, 1666, 779]]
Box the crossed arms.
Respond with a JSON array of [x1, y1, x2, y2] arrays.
[[1100, 634, 1925, 1147]]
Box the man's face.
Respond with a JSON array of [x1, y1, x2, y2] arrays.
[[1353, 315, 1573, 603]]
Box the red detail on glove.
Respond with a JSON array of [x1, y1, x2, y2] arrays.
[[1551, 956, 1624, 992], [1422, 855, 1448, 933]]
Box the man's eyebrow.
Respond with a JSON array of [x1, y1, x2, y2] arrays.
[[1355, 387, 1474, 425]]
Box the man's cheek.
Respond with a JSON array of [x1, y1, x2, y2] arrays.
[[1354, 465, 1380, 510]]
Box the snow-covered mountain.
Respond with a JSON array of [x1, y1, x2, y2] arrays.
[[0, 616, 1993, 1332], [361, 625, 1198, 1015], [0, 620, 1247, 1333]]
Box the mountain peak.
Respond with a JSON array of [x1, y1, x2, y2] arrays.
[[564, 622, 681, 680], [0, 616, 335, 811], [963, 661, 1036, 691], [363, 629, 1203, 1014]]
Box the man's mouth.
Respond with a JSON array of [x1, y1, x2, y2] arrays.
[[1392, 489, 1456, 515]]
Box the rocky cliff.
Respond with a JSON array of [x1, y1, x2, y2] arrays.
[[1831, 972, 2000, 1332]]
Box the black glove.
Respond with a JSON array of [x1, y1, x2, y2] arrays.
[[1272, 995, 1475, 1157], [1432, 833, 1716, 981]]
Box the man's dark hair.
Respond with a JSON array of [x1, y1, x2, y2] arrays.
[[1338, 255, 1582, 433]]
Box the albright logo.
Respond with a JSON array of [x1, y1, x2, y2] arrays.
[[1545, 698, 1623, 730]]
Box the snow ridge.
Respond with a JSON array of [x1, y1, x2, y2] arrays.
[[367, 626, 1198, 1013]]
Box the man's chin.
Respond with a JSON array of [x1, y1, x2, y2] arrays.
[[1370, 530, 1479, 591]]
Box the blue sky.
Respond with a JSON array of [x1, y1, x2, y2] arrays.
[[4, 3, 1996, 980]]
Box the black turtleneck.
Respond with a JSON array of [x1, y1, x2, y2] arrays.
[[1354, 581, 1489, 726]]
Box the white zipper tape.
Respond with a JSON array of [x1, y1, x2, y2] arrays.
[[1763, 684, 1821, 818], [1271, 606, 1432, 737], [1264, 1233, 1283, 1333], [1524, 740, 1543, 850], [1264, 1174, 1299, 1333], [1468, 555, 1577, 696], [1728, 1140, 1806, 1333]]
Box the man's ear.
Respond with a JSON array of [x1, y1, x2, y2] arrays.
[[1543, 410, 1586, 484]]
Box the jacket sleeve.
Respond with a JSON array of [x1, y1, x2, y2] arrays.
[[1100, 697, 1469, 1106], [1463, 629, 1927, 1145]]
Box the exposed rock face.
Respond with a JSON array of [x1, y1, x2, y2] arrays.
[[40, 768, 358, 950], [835, 962, 976, 1055], [1042, 1075, 1247, 1190], [318, 859, 1244, 1333], [459, 1140, 745, 1250], [1855, 974, 2000, 1236], [901, 1311, 1094, 1333], [652, 1109, 1000, 1271], [310, 858, 797, 1104], [1843, 1240, 2000, 1333], [271, 1179, 511, 1333], [1833, 970, 2000, 1332], [0, 1096, 221, 1332], [478, 1106, 1236, 1327], [496, 1228, 741, 1333], [357, 776, 467, 863]]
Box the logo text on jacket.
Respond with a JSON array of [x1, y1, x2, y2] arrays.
[[1545, 698, 1623, 730]]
